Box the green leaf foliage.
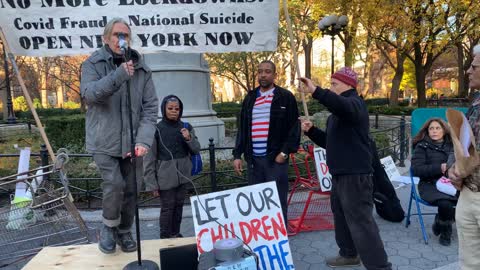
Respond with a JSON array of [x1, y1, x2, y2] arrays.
[[44, 114, 85, 152]]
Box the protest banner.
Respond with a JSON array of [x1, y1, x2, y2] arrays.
[[312, 147, 332, 192], [190, 181, 294, 270], [0, 0, 279, 56]]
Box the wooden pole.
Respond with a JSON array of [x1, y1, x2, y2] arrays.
[[0, 27, 56, 162], [282, 0, 309, 117]]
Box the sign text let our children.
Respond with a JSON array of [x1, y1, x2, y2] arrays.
[[191, 182, 295, 270]]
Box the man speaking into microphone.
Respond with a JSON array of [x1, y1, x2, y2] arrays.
[[80, 18, 158, 254]]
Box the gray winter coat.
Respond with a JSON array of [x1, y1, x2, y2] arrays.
[[80, 46, 158, 157], [143, 95, 201, 191], [143, 121, 201, 191]]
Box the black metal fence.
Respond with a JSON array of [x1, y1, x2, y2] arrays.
[[0, 117, 410, 210], [371, 114, 409, 166]]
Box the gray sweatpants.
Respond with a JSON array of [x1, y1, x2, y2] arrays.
[[93, 154, 137, 233]]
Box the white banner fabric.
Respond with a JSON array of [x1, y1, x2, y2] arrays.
[[0, 0, 278, 56]]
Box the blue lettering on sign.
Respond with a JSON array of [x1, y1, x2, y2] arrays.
[[253, 240, 294, 269]]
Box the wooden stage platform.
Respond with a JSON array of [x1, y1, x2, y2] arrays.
[[22, 237, 196, 270]]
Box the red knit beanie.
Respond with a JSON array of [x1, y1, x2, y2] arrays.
[[331, 67, 358, 88]]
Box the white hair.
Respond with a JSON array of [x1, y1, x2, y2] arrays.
[[474, 44, 480, 55]]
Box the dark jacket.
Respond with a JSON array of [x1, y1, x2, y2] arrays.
[[305, 87, 372, 175], [143, 95, 201, 191], [81, 46, 158, 157], [411, 137, 457, 203], [232, 85, 300, 162]]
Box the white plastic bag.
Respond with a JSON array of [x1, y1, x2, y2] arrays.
[[436, 176, 457, 196]]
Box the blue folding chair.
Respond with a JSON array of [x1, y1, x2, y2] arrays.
[[405, 108, 467, 244], [405, 168, 434, 244]]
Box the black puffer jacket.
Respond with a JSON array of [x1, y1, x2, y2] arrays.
[[411, 137, 456, 203]]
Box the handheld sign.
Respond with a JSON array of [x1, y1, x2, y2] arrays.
[[313, 147, 332, 192], [190, 182, 295, 270]]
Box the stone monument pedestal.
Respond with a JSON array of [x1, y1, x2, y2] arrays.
[[144, 52, 225, 147]]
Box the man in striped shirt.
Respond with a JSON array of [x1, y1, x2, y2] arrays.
[[233, 60, 301, 224]]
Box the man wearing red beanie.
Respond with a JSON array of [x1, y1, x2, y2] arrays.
[[298, 67, 391, 270]]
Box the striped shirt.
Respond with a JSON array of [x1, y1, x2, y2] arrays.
[[252, 88, 275, 156]]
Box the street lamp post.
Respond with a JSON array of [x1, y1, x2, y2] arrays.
[[2, 41, 16, 124], [318, 15, 349, 75]]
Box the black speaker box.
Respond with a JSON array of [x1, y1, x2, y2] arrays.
[[159, 243, 199, 270]]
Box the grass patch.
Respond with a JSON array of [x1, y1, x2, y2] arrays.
[[0, 132, 43, 176]]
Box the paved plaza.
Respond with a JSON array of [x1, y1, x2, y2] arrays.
[[78, 183, 461, 270], [3, 170, 461, 270]]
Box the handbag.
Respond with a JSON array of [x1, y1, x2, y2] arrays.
[[183, 122, 202, 176], [446, 109, 480, 179]]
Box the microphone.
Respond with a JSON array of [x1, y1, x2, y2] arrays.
[[118, 33, 128, 54]]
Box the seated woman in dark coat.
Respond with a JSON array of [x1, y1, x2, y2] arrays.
[[411, 118, 457, 246]]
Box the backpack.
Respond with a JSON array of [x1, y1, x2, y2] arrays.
[[370, 138, 405, 222], [184, 122, 202, 176]]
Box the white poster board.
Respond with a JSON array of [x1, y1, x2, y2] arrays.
[[379, 156, 400, 182], [0, 0, 279, 56], [380, 155, 417, 186], [312, 147, 332, 192], [14, 147, 31, 200], [190, 182, 295, 270]]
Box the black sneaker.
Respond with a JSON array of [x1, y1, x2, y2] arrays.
[[98, 225, 116, 254], [439, 222, 452, 246], [439, 234, 451, 246], [116, 231, 137, 253]]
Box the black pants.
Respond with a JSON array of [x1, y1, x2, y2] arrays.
[[432, 199, 456, 222], [247, 156, 289, 223], [331, 174, 391, 270], [159, 184, 187, 238]]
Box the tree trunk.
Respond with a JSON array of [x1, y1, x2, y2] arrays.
[[361, 33, 373, 97], [414, 63, 427, 107], [457, 42, 468, 97], [344, 33, 354, 67], [303, 37, 313, 79], [362, 63, 370, 97], [390, 53, 406, 106], [413, 42, 427, 107]]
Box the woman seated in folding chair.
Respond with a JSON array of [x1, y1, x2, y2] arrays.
[[411, 118, 458, 246]]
